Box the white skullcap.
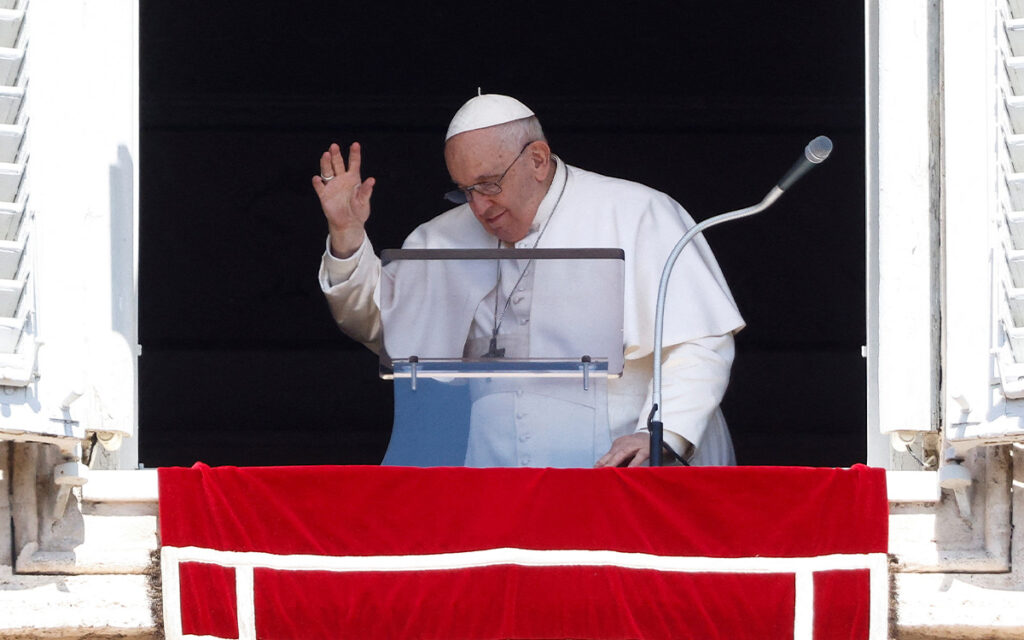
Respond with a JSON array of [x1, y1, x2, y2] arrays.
[[445, 94, 535, 141]]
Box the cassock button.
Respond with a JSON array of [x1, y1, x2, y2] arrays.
[[519, 433, 530, 442], [520, 457, 531, 466], [519, 318, 529, 325]]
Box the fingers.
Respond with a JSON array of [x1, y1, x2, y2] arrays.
[[595, 446, 634, 468], [355, 176, 375, 204], [312, 143, 373, 225], [595, 433, 652, 468], [319, 149, 335, 181], [317, 142, 365, 180], [627, 448, 651, 467], [347, 142, 362, 177], [330, 143, 346, 177]]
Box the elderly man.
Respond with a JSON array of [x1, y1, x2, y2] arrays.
[[315, 94, 744, 467]]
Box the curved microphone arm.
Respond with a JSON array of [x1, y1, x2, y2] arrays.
[[647, 132, 832, 467], [649, 187, 784, 464]]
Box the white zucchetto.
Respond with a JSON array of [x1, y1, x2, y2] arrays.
[[445, 94, 535, 141]]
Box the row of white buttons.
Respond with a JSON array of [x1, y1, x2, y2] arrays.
[[516, 395, 532, 465]]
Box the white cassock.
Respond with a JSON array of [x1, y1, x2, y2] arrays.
[[319, 157, 745, 466]]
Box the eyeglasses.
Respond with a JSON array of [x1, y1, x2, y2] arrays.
[[443, 141, 537, 204]]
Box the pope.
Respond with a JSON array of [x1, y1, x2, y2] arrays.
[[314, 94, 744, 467]]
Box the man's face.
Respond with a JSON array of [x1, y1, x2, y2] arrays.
[[444, 128, 547, 244]]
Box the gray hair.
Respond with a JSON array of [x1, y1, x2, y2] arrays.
[[497, 115, 547, 150]]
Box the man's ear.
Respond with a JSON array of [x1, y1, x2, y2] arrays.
[[527, 141, 552, 179]]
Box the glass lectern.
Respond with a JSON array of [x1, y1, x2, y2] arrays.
[[378, 248, 625, 467]]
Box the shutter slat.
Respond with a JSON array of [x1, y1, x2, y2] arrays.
[[990, 6, 1024, 408], [0, 9, 23, 49]]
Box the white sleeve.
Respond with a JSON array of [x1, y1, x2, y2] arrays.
[[634, 334, 735, 461], [317, 234, 383, 352]]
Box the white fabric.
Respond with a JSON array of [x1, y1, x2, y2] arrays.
[[319, 159, 744, 466], [374, 162, 624, 376], [463, 377, 614, 468], [445, 94, 535, 140], [463, 158, 563, 357]]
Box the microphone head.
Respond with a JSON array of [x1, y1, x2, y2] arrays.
[[805, 135, 833, 163]]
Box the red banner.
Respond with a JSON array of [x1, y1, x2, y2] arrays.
[[159, 464, 888, 639]]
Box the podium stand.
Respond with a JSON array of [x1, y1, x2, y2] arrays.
[[377, 248, 625, 468]]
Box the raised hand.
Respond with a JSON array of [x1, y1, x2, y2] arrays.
[[312, 142, 376, 259]]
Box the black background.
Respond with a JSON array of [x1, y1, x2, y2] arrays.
[[139, 1, 865, 467]]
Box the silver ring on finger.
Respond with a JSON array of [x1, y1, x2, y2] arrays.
[[320, 174, 335, 183]]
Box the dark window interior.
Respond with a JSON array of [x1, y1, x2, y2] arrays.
[[139, 2, 865, 468]]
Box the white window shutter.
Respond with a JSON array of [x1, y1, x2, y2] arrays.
[[944, 0, 1024, 449], [0, 3, 32, 387], [995, 12, 1024, 400], [867, 0, 941, 468], [0, 0, 139, 466]]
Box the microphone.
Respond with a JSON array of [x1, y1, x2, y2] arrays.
[[648, 136, 833, 466], [778, 135, 834, 192]]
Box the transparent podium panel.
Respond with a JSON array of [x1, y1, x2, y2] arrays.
[[378, 248, 624, 467]]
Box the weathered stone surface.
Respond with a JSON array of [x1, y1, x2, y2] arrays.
[[0, 570, 155, 638]]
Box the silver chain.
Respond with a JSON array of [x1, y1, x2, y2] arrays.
[[486, 167, 568, 356]]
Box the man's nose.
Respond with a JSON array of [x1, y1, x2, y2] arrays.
[[468, 190, 494, 212]]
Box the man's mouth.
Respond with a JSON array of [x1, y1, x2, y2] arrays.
[[484, 209, 507, 224]]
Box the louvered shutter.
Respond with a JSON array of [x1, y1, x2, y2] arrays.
[[0, 0, 138, 463], [943, 0, 1024, 448], [0, 5, 31, 386]]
